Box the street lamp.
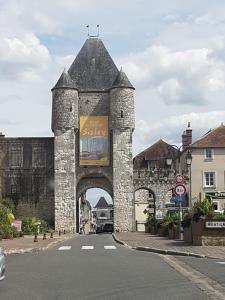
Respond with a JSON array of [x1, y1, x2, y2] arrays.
[[166, 157, 172, 167], [186, 150, 192, 207]]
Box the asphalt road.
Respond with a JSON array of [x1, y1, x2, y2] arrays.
[[0, 234, 208, 300], [177, 255, 225, 287]]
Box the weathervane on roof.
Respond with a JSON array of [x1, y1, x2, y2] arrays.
[[86, 25, 100, 37]]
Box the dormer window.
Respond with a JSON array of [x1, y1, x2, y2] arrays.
[[205, 148, 213, 160]]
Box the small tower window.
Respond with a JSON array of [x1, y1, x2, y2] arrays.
[[121, 110, 124, 118], [70, 104, 73, 112]]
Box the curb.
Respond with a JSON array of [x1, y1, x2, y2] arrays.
[[4, 234, 76, 256], [112, 234, 223, 259]]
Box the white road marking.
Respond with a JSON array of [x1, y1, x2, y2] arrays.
[[216, 262, 225, 265], [104, 245, 117, 250], [58, 246, 71, 250], [82, 246, 94, 250]]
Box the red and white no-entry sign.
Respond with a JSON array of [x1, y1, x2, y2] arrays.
[[174, 183, 186, 197], [175, 174, 184, 184]]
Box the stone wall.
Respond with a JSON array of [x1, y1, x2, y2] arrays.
[[0, 137, 54, 225], [79, 92, 109, 115], [113, 129, 134, 231], [54, 129, 76, 232], [134, 170, 178, 217], [52, 88, 79, 135]]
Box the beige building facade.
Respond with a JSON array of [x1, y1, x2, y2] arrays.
[[183, 124, 225, 212]]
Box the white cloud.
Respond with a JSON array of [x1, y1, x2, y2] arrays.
[[157, 78, 181, 104], [0, 33, 51, 81], [133, 111, 225, 155], [119, 46, 225, 106]]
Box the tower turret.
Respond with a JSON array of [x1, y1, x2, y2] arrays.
[[109, 68, 135, 130], [51, 70, 79, 135]]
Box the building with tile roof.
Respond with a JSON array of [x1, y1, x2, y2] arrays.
[[183, 123, 225, 211]]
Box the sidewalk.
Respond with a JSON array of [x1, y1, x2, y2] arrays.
[[0, 233, 75, 255], [113, 232, 225, 259]]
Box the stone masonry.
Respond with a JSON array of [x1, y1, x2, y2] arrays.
[[0, 137, 54, 225], [52, 37, 135, 232]]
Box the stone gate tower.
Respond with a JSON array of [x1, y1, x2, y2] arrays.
[[51, 37, 135, 232]]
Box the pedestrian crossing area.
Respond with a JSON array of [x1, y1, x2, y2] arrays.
[[58, 245, 117, 251], [216, 261, 225, 265]]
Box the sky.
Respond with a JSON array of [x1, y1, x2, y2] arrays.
[[1, 0, 225, 205]]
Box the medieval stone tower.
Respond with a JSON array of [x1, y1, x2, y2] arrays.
[[51, 37, 135, 232]]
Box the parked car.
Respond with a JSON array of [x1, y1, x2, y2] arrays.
[[102, 223, 114, 233], [0, 248, 5, 281]]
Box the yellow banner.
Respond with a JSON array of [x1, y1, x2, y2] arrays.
[[80, 116, 109, 166]]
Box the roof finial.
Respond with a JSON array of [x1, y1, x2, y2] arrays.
[[86, 24, 90, 37], [97, 24, 100, 37], [86, 24, 100, 38]]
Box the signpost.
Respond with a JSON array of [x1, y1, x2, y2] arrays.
[[173, 183, 187, 240]]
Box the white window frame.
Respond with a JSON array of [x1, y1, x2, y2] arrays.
[[203, 171, 216, 188], [204, 148, 213, 160], [212, 200, 220, 212]]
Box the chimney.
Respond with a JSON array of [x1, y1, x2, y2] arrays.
[[182, 122, 192, 150], [0, 132, 5, 138]]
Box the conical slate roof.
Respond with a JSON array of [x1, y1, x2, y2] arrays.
[[111, 68, 134, 89], [94, 197, 109, 208], [68, 37, 119, 91], [52, 70, 76, 90]]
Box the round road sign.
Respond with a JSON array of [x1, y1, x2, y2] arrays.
[[175, 174, 184, 184], [174, 183, 186, 197]]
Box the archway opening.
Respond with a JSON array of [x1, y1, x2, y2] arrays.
[[77, 188, 113, 234], [134, 188, 155, 232]]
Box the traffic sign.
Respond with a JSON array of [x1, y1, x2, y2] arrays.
[[174, 183, 186, 197], [175, 196, 186, 203], [175, 174, 184, 184]]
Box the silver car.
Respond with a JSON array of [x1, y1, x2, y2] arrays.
[[0, 248, 5, 281]]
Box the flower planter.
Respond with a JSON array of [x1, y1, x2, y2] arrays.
[[183, 226, 192, 244], [145, 223, 152, 233], [168, 224, 179, 239], [158, 225, 168, 237], [191, 219, 225, 246]]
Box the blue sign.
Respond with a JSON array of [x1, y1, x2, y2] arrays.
[[175, 196, 186, 203]]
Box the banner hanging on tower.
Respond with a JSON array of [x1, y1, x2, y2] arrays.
[[79, 116, 109, 166]]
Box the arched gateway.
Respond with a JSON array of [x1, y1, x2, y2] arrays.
[[51, 37, 135, 232]]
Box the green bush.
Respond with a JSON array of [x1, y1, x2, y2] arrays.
[[181, 199, 225, 224], [0, 224, 19, 239], [162, 213, 180, 229], [0, 197, 20, 239], [20, 216, 49, 235], [146, 213, 156, 225], [211, 212, 225, 221], [0, 203, 10, 225], [192, 199, 214, 221], [0, 197, 15, 212], [181, 213, 192, 228]]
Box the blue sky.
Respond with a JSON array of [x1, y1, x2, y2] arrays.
[[1, 0, 225, 205]]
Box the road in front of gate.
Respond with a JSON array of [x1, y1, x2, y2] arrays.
[[0, 234, 208, 300]]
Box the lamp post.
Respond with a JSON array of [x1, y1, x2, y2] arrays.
[[167, 145, 183, 240], [186, 150, 192, 208]]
